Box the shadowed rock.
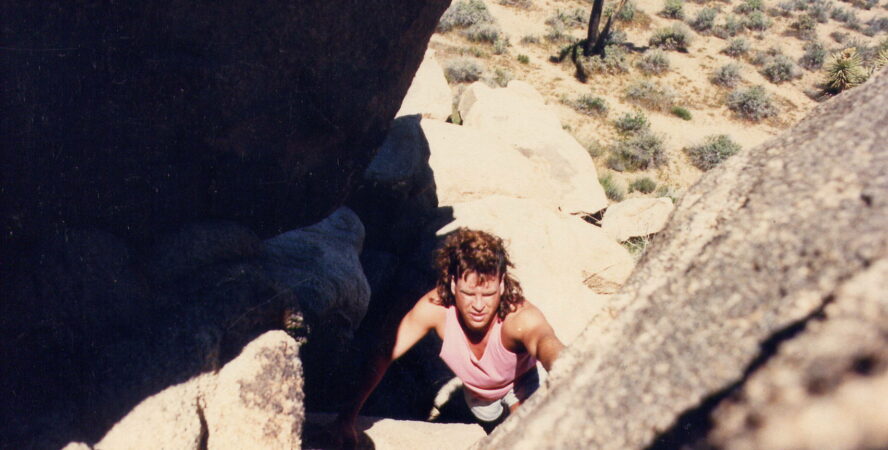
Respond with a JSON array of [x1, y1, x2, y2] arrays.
[[1, 0, 450, 266], [480, 69, 888, 449]]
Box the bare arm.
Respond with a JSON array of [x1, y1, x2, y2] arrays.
[[507, 303, 565, 371], [336, 290, 443, 424]]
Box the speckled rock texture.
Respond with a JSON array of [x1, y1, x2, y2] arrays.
[[479, 69, 888, 449], [64, 331, 304, 450]]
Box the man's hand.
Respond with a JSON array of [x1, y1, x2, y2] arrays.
[[327, 416, 359, 450]]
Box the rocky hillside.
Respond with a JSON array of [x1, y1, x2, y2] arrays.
[[429, 0, 887, 202]]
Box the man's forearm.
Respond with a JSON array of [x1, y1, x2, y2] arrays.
[[339, 346, 392, 422]]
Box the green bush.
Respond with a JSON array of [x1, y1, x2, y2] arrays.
[[649, 24, 693, 51], [572, 95, 610, 116], [438, 0, 495, 32], [580, 45, 630, 74], [823, 48, 867, 94], [614, 110, 650, 133], [685, 134, 742, 170], [671, 106, 692, 120], [614, 1, 638, 22], [808, 0, 832, 22], [629, 177, 658, 193], [790, 14, 817, 40], [625, 80, 676, 111], [609, 130, 668, 171], [661, 0, 686, 19], [444, 58, 485, 83], [713, 15, 744, 38], [760, 55, 801, 83], [599, 173, 626, 201], [521, 34, 541, 44], [830, 31, 849, 43], [464, 23, 503, 43], [488, 67, 514, 87], [727, 85, 778, 121], [799, 41, 827, 70], [689, 7, 719, 32], [743, 11, 773, 31], [517, 54, 530, 64], [711, 63, 743, 87], [735, 0, 765, 14], [722, 38, 751, 57], [499, 0, 533, 8], [546, 8, 587, 28], [493, 37, 510, 55], [637, 50, 671, 75]]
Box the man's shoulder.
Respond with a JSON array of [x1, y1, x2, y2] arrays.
[[410, 288, 448, 325], [502, 301, 547, 332]]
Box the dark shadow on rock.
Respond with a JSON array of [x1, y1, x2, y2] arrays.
[[0, 222, 305, 449], [303, 115, 462, 423]]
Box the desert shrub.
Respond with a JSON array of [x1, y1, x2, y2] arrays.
[[517, 54, 530, 64], [614, 110, 650, 133], [546, 8, 587, 28], [808, 0, 833, 22], [790, 14, 818, 40], [487, 67, 514, 87], [799, 41, 827, 70], [823, 48, 867, 93], [690, 7, 719, 32], [711, 63, 743, 87], [775, 1, 797, 15], [661, 0, 686, 19], [722, 37, 751, 56], [685, 135, 742, 170], [629, 177, 658, 194], [761, 55, 802, 83], [464, 23, 503, 43], [545, 22, 574, 43], [637, 50, 671, 75], [499, 0, 533, 8], [743, 11, 773, 30], [671, 106, 693, 120], [599, 173, 625, 201], [585, 139, 607, 157], [609, 130, 668, 171], [735, 0, 765, 13], [493, 37, 510, 54], [749, 47, 784, 65], [614, 1, 638, 22], [580, 44, 630, 74], [444, 58, 485, 83], [875, 48, 888, 70], [625, 80, 676, 111], [714, 15, 744, 38], [649, 24, 693, 51], [864, 17, 888, 36], [521, 34, 541, 44], [834, 7, 862, 29], [605, 29, 629, 46], [831, 31, 849, 43], [438, 0, 495, 32], [572, 95, 610, 116], [727, 85, 778, 121]]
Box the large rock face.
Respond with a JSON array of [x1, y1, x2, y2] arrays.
[[480, 70, 888, 449], [0, 0, 450, 266], [0, 2, 450, 447]]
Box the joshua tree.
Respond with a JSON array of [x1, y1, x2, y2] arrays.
[[584, 0, 629, 56]]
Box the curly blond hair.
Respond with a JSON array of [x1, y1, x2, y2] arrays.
[[434, 228, 525, 319]]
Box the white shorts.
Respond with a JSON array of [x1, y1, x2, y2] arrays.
[[464, 368, 540, 422]]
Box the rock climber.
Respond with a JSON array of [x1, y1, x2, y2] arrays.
[[332, 227, 565, 447]]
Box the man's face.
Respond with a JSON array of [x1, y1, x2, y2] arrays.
[[451, 271, 503, 335]]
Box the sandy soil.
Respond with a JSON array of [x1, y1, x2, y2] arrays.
[[431, 0, 887, 197]]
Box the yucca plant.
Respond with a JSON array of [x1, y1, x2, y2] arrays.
[[824, 48, 867, 94], [875, 48, 888, 71]]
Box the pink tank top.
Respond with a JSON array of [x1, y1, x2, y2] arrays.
[[439, 306, 537, 401]]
